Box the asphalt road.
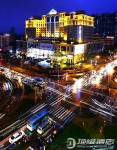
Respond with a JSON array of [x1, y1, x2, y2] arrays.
[[1, 58, 117, 149]]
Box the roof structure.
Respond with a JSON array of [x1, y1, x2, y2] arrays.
[[48, 9, 58, 15]]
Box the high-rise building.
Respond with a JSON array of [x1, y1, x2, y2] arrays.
[[9, 27, 15, 43], [0, 34, 10, 50], [92, 12, 117, 40], [113, 12, 117, 39], [25, 9, 94, 43]]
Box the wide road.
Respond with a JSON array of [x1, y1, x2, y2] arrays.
[[1, 59, 117, 149]]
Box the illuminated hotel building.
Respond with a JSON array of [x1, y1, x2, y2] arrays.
[[25, 9, 94, 43], [25, 9, 103, 64]]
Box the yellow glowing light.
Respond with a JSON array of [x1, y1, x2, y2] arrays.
[[72, 84, 77, 93], [92, 80, 96, 84], [95, 76, 101, 85], [115, 78, 117, 83], [18, 76, 21, 84], [64, 34, 67, 40], [75, 78, 83, 89], [106, 65, 114, 75], [25, 11, 94, 39], [96, 55, 100, 59]]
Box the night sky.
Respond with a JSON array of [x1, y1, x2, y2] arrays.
[[0, 0, 117, 34]]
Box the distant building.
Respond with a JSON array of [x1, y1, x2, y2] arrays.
[[25, 9, 94, 43], [92, 12, 117, 44], [16, 40, 27, 51], [93, 34, 115, 45], [9, 27, 15, 43], [0, 33, 10, 50]]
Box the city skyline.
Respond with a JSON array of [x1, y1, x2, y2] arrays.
[[0, 0, 117, 34]]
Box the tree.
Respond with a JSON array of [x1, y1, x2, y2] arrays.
[[104, 124, 117, 139], [0, 50, 10, 61], [18, 52, 27, 67], [53, 51, 63, 57]]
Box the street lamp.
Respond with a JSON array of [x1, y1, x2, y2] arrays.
[[96, 55, 100, 59], [18, 76, 22, 87], [106, 65, 113, 82], [56, 66, 59, 81], [79, 101, 82, 115], [109, 88, 111, 96], [72, 78, 83, 93]]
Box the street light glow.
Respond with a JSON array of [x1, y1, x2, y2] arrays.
[[106, 65, 114, 75], [95, 76, 101, 86], [72, 78, 83, 93]]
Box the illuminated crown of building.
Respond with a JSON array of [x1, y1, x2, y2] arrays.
[[48, 9, 58, 15]]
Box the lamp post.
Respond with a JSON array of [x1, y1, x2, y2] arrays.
[[109, 88, 111, 96], [79, 102, 81, 115], [58, 67, 59, 81], [106, 65, 114, 95], [110, 105, 112, 125]]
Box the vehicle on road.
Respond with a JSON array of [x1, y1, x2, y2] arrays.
[[0, 87, 3, 90], [27, 109, 48, 131], [38, 81, 47, 87], [26, 139, 42, 150], [22, 79, 29, 84], [9, 131, 25, 144], [46, 59, 51, 63], [37, 121, 51, 134]]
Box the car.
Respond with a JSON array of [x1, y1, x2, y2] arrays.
[[46, 59, 51, 63], [26, 139, 42, 150], [0, 87, 3, 91], [37, 121, 52, 134], [38, 81, 47, 87], [34, 59, 38, 62], [22, 80, 29, 84], [9, 131, 25, 144]]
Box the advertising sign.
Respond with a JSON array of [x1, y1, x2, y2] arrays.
[[40, 43, 54, 51], [74, 45, 84, 55]]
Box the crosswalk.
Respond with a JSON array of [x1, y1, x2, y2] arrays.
[[48, 106, 76, 124]]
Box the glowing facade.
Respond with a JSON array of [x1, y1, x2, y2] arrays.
[[25, 9, 94, 43]]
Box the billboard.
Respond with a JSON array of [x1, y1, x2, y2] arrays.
[[40, 43, 54, 51], [74, 44, 84, 55]]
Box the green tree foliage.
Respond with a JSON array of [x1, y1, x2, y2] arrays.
[[53, 123, 90, 147], [18, 52, 27, 67], [104, 124, 117, 139], [54, 51, 63, 57], [0, 50, 10, 60]]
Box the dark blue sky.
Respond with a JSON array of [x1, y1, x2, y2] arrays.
[[0, 0, 117, 34]]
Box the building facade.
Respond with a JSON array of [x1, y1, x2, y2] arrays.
[[25, 39, 103, 64], [9, 27, 15, 43], [92, 12, 117, 43], [0, 34, 10, 50], [25, 9, 94, 43], [26, 39, 56, 58]]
